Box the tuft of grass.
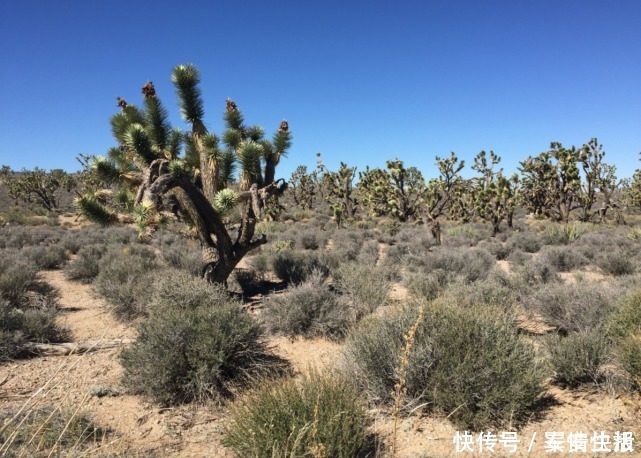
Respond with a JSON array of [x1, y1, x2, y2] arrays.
[[223, 371, 371, 458], [0, 406, 109, 457]]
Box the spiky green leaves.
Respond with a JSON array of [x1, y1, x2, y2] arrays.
[[223, 129, 243, 150], [214, 189, 237, 214], [75, 195, 117, 226], [144, 96, 171, 152], [172, 64, 204, 124], [110, 105, 146, 144], [238, 141, 263, 183], [203, 133, 221, 160], [124, 124, 157, 165], [133, 199, 156, 233], [169, 159, 188, 178], [273, 129, 292, 154], [90, 156, 121, 185]]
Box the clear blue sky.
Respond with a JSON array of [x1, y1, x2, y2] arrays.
[[1, 0, 640, 180]]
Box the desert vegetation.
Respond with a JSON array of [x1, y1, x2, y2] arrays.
[[1, 64, 641, 457]]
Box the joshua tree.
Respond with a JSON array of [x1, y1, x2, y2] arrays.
[[0, 167, 75, 211], [76, 64, 292, 284], [471, 151, 516, 236], [357, 159, 426, 222], [289, 165, 317, 210], [423, 152, 465, 244], [318, 159, 358, 227], [519, 142, 583, 222]]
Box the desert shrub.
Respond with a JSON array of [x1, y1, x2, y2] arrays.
[[521, 282, 614, 333], [506, 248, 532, 266], [406, 268, 453, 300], [0, 299, 66, 360], [356, 240, 380, 266], [478, 239, 512, 260], [543, 222, 593, 245], [149, 268, 230, 310], [511, 256, 560, 289], [327, 229, 366, 263], [93, 245, 159, 320], [0, 250, 41, 304], [249, 253, 270, 277], [438, 269, 517, 310], [121, 294, 283, 405], [0, 406, 108, 456], [540, 245, 590, 272], [509, 232, 542, 253], [546, 331, 610, 387], [64, 243, 108, 283], [416, 247, 495, 282], [263, 273, 349, 339], [231, 269, 264, 296], [606, 290, 641, 340], [617, 336, 641, 390], [223, 371, 370, 458], [344, 304, 545, 430], [272, 250, 330, 284], [19, 244, 67, 271], [596, 249, 637, 276], [574, 233, 635, 260], [0, 226, 64, 249], [161, 240, 202, 277], [291, 228, 328, 251], [333, 263, 391, 318]]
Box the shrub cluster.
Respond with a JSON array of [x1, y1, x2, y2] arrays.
[[121, 270, 285, 405], [92, 245, 159, 320]]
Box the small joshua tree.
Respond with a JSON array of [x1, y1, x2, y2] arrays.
[[1, 166, 75, 211], [318, 157, 358, 227], [423, 152, 466, 244], [519, 142, 583, 222], [357, 159, 426, 222], [471, 150, 517, 236], [76, 64, 292, 284], [289, 165, 317, 210]]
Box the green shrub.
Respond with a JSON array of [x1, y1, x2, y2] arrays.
[[521, 282, 614, 333], [161, 240, 202, 277], [121, 293, 284, 405], [344, 304, 545, 430], [546, 331, 610, 387], [606, 290, 641, 340], [231, 269, 264, 296], [0, 406, 108, 456], [406, 268, 452, 300], [509, 232, 542, 253], [263, 273, 349, 340], [22, 244, 68, 269], [596, 250, 637, 276], [272, 250, 330, 284], [223, 371, 370, 458], [93, 245, 158, 320], [0, 250, 44, 304], [64, 243, 108, 283], [333, 263, 390, 318], [540, 245, 589, 272], [617, 336, 641, 390]]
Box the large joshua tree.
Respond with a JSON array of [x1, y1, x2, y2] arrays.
[[76, 64, 292, 284]]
